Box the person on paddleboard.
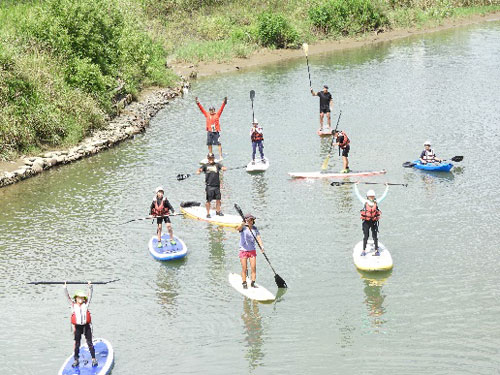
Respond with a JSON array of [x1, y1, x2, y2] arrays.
[[196, 153, 227, 218], [250, 119, 265, 164], [196, 96, 227, 161], [354, 182, 389, 256], [419, 141, 442, 164], [310, 85, 333, 131], [332, 129, 350, 173], [64, 281, 98, 368], [149, 186, 176, 247], [236, 213, 264, 289]]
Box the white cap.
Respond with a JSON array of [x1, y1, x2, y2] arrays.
[[155, 186, 164, 194], [366, 189, 376, 197], [424, 140, 431, 146]]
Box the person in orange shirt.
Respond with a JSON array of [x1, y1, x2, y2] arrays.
[[196, 96, 227, 160]]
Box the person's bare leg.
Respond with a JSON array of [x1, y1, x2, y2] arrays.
[[215, 199, 221, 213], [250, 256, 257, 283], [240, 258, 248, 283], [319, 113, 324, 130], [327, 112, 331, 128], [218, 144, 223, 160], [206, 201, 211, 216]]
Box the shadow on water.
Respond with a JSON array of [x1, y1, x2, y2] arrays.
[[241, 298, 264, 372], [358, 269, 392, 334]]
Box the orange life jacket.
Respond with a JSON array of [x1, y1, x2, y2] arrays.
[[71, 309, 91, 325], [152, 199, 170, 217], [338, 131, 350, 149], [360, 201, 381, 221], [251, 129, 264, 142]]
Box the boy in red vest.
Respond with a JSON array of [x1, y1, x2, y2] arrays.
[[64, 282, 97, 368], [250, 119, 265, 164], [149, 186, 176, 247], [196, 96, 227, 160]]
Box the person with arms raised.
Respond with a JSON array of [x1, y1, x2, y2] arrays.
[[196, 96, 227, 161]]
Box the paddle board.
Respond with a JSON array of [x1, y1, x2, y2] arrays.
[[58, 338, 114, 375], [289, 169, 387, 179], [352, 240, 393, 272], [180, 205, 241, 228], [246, 157, 269, 172], [317, 128, 333, 137], [228, 273, 275, 302], [148, 234, 187, 261]]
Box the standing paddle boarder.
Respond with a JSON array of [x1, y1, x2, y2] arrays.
[[64, 282, 98, 368], [196, 96, 227, 161], [419, 141, 442, 164], [354, 182, 389, 256], [250, 119, 265, 164], [332, 129, 350, 173], [310, 85, 333, 131], [197, 153, 227, 218], [236, 213, 264, 289], [149, 186, 176, 247]]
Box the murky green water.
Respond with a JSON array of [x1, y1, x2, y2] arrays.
[[1, 22, 500, 374]]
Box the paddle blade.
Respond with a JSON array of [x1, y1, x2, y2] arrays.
[[321, 155, 331, 170], [302, 43, 308, 55], [176, 173, 190, 181], [180, 201, 201, 208], [402, 161, 415, 168], [275, 274, 287, 289], [250, 90, 255, 101], [451, 156, 463, 162]]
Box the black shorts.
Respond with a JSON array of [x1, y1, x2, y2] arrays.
[[341, 145, 350, 157], [320, 106, 331, 114], [206, 186, 221, 202], [156, 216, 171, 224], [207, 132, 220, 146]]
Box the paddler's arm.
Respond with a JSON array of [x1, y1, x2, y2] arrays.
[[310, 88, 317, 96], [149, 201, 155, 216], [63, 282, 72, 305], [195, 97, 208, 117], [217, 97, 227, 116], [419, 150, 426, 163], [256, 234, 264, 253], [236, 221, 246, 232], [196, 167, 203, 175], [87, 282, 93, 306], [378, 184, 389, 203], [354, 183, 365, 204], [329, 96, 333, 110], [165, 199, 175, 214]]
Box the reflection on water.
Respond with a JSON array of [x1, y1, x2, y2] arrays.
[[250, 174, 269, 207], [207, 225, 228, 277], [155, 262, 184, 316], [241, 298, 264, 372], [358, 270, 391, 334]]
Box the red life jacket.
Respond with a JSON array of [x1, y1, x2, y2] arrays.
[[338, 131, 350, 149], [71, 310, 92, 325], [152, 199, 170, 216], [251, 128, 264, 142], [360, 201, 381, 221]]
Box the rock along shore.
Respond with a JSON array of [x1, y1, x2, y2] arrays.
[[0, 83, 189, 188]]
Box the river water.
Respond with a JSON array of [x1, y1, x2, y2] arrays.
[[1, 21, 499, 375]]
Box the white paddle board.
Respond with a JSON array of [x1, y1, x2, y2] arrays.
[[317, 128, 333, 137], [352, 240, 393, 272], [228, 273, 275, 302], [180, 205, 241, 228], [288, 169, 387, 179], [246, 157, 269, 172]]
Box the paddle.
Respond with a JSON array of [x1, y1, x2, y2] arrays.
[[120, 214, 184, 225], [234, 203, 287, 289], [320, 110, 342, 170], [250, 90, 256, 122], [402, 155, 463, 168], [331, 181, 408, 187], [303, 43, 312, 88], [28, 279, 120, 285], [177, 165, 247, 181]]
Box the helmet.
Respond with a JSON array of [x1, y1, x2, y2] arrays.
[[155, 186, 164, 194], [366, 189, 376, 198], [73, 290, 87, 300], [423, 141, 431, 146], [244, 213, 256, 220]]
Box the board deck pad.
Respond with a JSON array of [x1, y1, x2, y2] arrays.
[[352, 240, 393, 272], [148, 234, 187, 261], [289, 169, 387, 179], [59, 338, 114, 375], [180, 206, 241, 228], [228, 273, 275, 302], [246, 157, 269, 172]]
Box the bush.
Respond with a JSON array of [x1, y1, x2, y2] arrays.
[[308, 0, 388, 35], [257, 12, 298, 48]]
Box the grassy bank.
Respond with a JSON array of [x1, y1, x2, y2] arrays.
[[1, 0, 499, 160]]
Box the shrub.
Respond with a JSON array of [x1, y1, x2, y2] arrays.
[[257, 12, 298, 48]]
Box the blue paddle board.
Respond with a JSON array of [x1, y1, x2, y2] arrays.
[[58, 338, 114, 375], [148, 234, 187, 261]]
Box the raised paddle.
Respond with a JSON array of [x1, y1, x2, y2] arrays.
[[234, 203, 287, 289], [402, 155, 463, 168], [331, 181, 408, 187], [321, 110, 342, 170], [120, 214, 184, 225], [28, 279, 120, 285], [250, 90, 256, 122], [177, 165, 247, 181], [303, 43, 312, 88]]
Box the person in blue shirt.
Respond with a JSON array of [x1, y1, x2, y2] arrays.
[[236, 213, 264, 289]]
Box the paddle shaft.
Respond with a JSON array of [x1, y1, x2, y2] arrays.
[[332, 182, 407, 187], [28, 279, 120, 285], [321, 111, 342, 170], [177, 165, 246, 181], [121, 214, 184, 225], [250, 90, 255, 122]]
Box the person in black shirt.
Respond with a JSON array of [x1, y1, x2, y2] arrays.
[[196, 153, 227, 218], [311, 85, 333, 131]]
